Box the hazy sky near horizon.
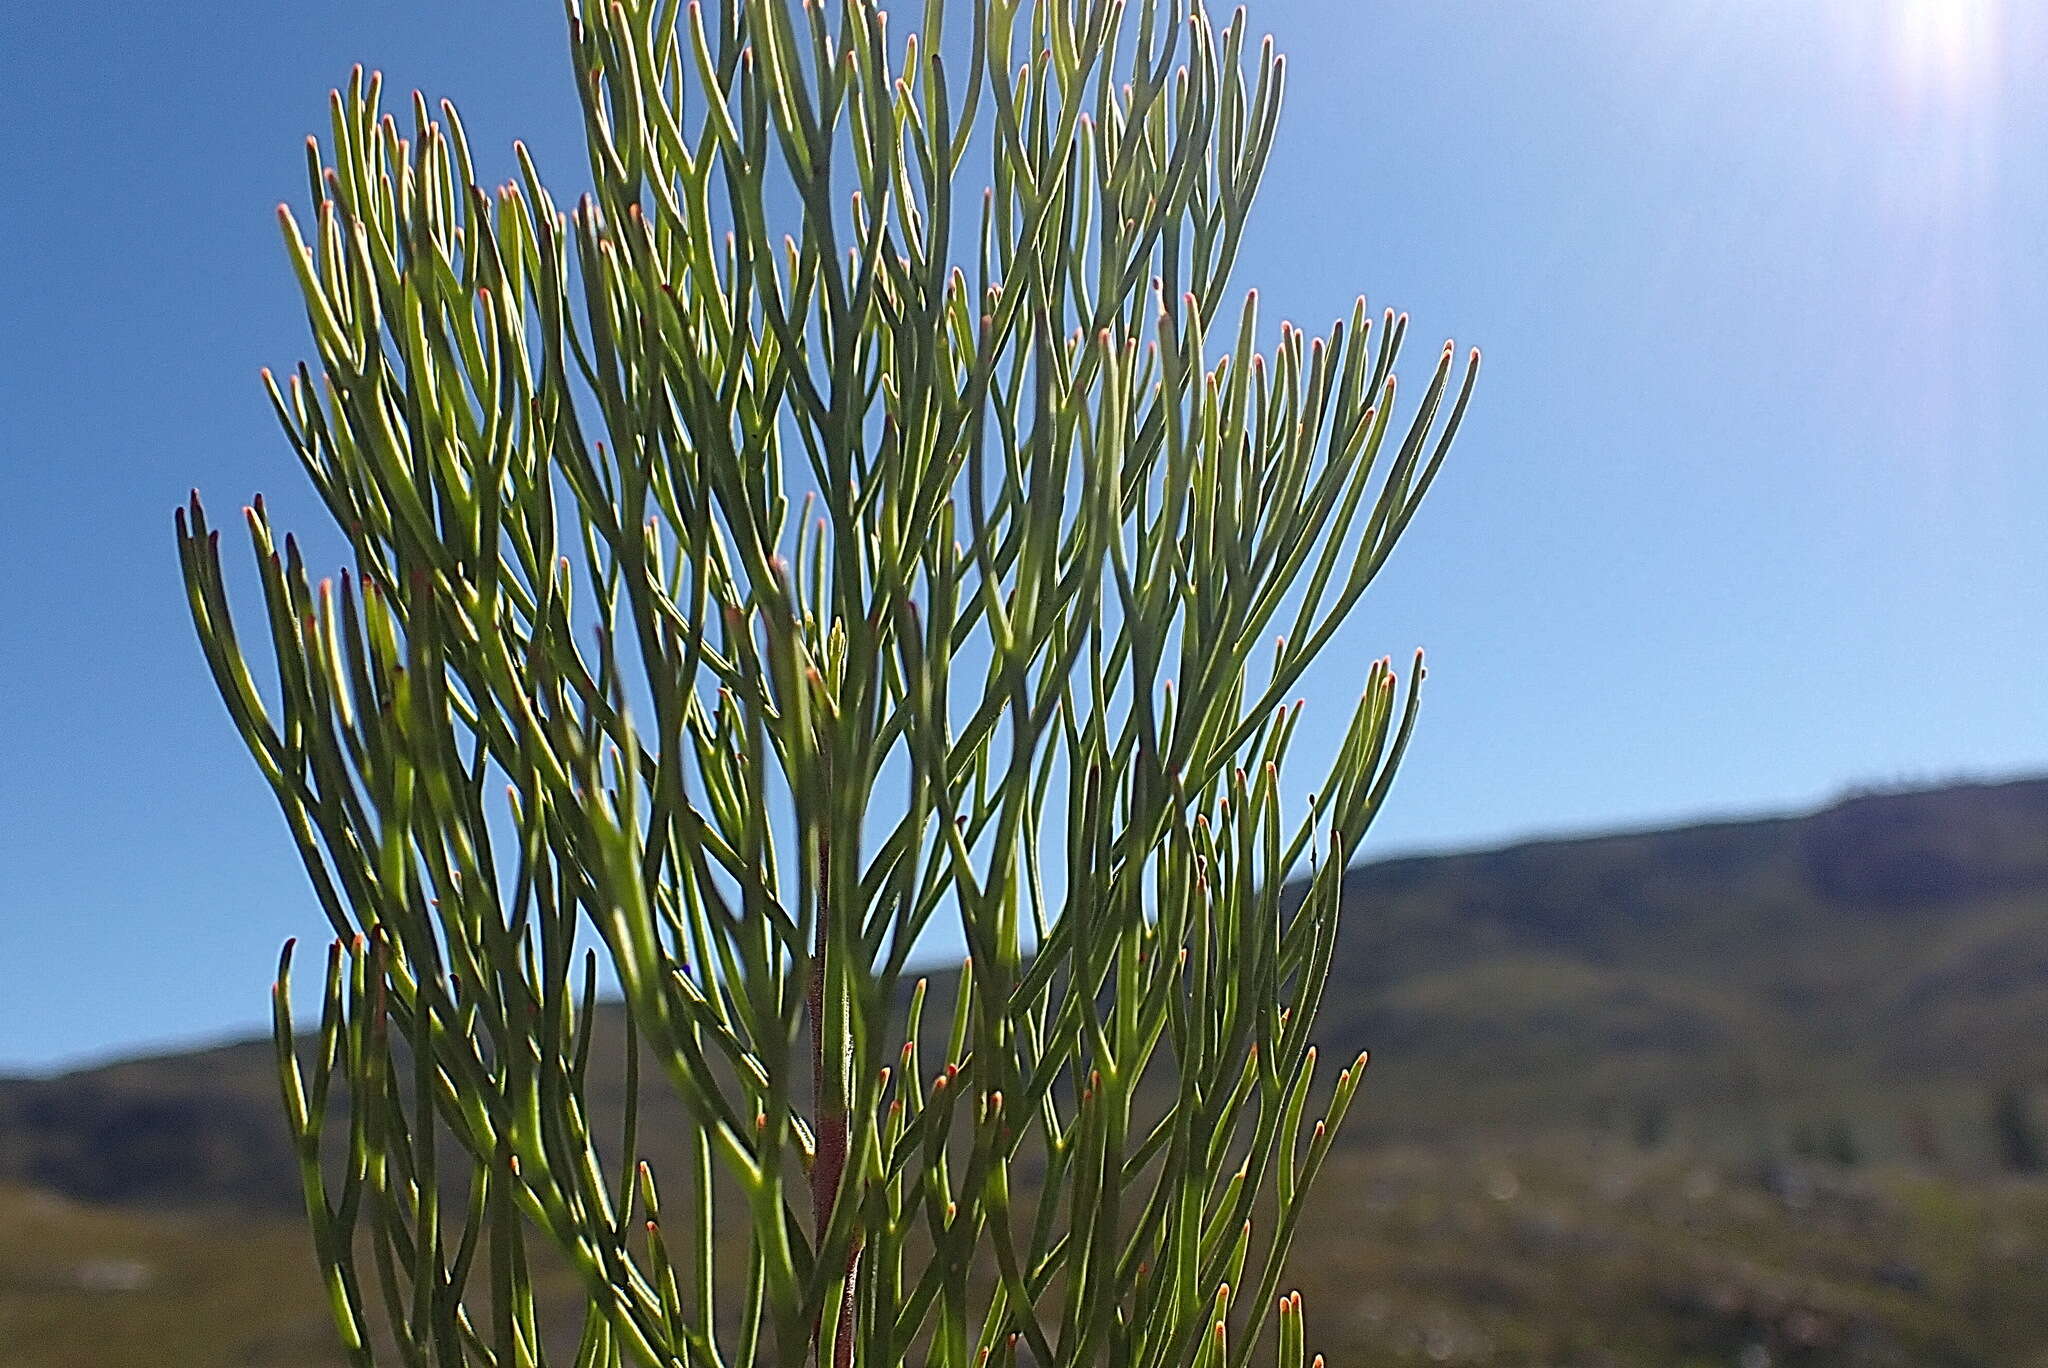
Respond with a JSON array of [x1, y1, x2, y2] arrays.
[[4, 0, 2045, 1071]]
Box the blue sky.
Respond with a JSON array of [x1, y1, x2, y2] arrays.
[[4, 0, 2044, 1072]]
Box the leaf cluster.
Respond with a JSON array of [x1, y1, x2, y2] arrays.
[[174, 2, 1477, 1365]]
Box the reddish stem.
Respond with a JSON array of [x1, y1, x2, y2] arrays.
[[810, 842, 861, 1368]]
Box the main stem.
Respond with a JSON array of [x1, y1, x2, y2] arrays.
[[810, 840, 859, 1368]]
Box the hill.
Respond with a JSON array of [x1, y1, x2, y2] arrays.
[[4, 777, 2047, 1364], [1324, 776, 2048, 1155]]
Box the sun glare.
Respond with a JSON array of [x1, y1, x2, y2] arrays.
[[1891, 0, 2001, 104]]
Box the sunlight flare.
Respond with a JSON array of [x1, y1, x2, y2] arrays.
[[1891, 0, 2001, 105]]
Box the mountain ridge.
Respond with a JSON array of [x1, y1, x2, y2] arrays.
[[5, 775, 2046, 1210]]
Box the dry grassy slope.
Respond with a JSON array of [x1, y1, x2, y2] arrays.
[[0, 1182, 330, 1367], [5, 1148, 2047, 1367], [1285, 1141, 2048, 1368]]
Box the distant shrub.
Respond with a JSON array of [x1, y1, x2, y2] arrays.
[[1992, 1085, 2044, 1173]]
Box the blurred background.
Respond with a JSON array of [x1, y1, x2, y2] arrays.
[[2, 1, 2045, 1364]]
